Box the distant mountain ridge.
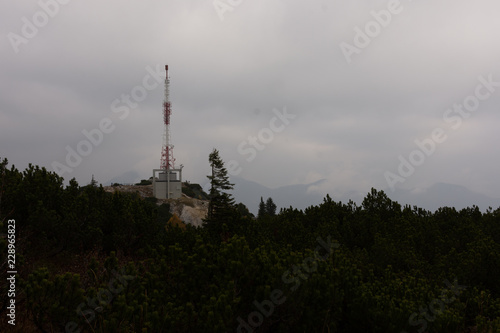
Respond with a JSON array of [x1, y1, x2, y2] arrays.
[[390, 183, 500, 212], [106, 172, 500, 215], [229, 176, 327, 215], [229, 177, 500, 214]]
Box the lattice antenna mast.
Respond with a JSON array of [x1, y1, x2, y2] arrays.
[[160, 65, 175, 170]]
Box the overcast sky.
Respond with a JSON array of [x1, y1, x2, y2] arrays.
[[2, 0, 500, 202]]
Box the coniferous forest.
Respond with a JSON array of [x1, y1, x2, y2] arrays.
[[1, 155, 500, 333]]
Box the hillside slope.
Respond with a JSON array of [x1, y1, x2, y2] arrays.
[[103, 184, 208, 227]]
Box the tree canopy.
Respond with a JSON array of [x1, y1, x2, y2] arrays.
[[204, 148, 235, 235], [1, 156, 500, 333]]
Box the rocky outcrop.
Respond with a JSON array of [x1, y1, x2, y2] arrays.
[[103, 184, 208, 227], [167, 196, 208, 227]]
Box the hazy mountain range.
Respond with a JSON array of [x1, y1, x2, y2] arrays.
[[105, 172, 499, 215], [229, 177, 500, 215]]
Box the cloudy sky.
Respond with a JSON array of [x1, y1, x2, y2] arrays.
[[2, 0, 500, 203]]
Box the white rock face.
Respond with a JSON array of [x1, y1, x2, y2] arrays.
[[168, 196, 208, 227], [103, 185, 208, 227]]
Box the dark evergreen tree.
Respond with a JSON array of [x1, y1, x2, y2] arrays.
[[4, 156, 500, 332], [205, 149, 235, 231], [90, 174, 98, 187], [257, 196, 266, 219], [235, 202, 254, 219], [0, 157, 9, 221], [265, 197, 277, 216]]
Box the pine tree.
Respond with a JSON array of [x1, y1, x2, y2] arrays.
[[90, 174, 97, 187], [258, 197, 277, 219], [205, 149, 235, 229], [265, 197, 277, 216], [258, 197, 266, 219], [235, 202, 254, 219]]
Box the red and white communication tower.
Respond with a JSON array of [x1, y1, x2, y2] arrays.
[[152, 65, 183, 200], [160, 65, 175, 170]]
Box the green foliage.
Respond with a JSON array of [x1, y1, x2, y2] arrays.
[[182, 182, 210, 200], [135, 179, 152, 186], [266, 197, 277, 216], [204, 148, 236, 236], [258, 196, 266, 219], [144, 196, 158, 205], [258, 197, 277, 219], [3, 157, 500, 332], [235, 202, 254, 219], [21, 268, 84, 332]]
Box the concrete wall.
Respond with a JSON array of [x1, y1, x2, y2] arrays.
[[153, 169, 183, 199], [154, 180, 182, 199]]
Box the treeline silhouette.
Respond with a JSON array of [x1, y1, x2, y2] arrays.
[[1, 157, 499, 332]]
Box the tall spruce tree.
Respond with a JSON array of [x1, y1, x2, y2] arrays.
[[258, 197, 266, 219], [205, 149, 235, 229], [265, 197, 277, 216], [258, 197, 277, 219]]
